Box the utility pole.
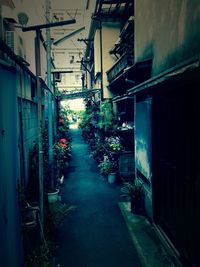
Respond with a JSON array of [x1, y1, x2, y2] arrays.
[[46, 0, 53, 188], [35, 29, 44, 227], [22, 17, 76, 230]]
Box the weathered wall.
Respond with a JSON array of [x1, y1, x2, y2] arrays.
[[102, 22, 120, 98], [94, 29, 101, 75], [135, 99, 153, 219], [1, 0, 47, 79], [94, 22, 120, 98], [135, 0, 200, 75], [18, 99, 38, 184], [16, 69, 39, 184], [0, 66, 23, 267]]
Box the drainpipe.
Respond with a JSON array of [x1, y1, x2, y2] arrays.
[[46, 0, 53, 188], [99, 20, 103, 100], [19, 73, 26, 187]]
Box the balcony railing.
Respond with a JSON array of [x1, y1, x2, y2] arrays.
[[107, 53, 134, 82]]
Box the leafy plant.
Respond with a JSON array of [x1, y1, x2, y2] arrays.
[[105, 136, 123, 152], [48, 202, 76, 227], [53, 139, 71, 161], [90, 142, 107, 163], [98, 100, 117, 131], [24, 244, 51, 267], [53, 138, 71, 181], [121, 179, 143, 200], [98, 156, 118, 175], [78, 109, 94, 140], [57, 115, 70, 140]]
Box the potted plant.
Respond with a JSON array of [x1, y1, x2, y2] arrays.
[[98, 156, 118, 183], [121, 179, 143, 214], [22, 203, 39, 228], [105, 136, 123, 152], [18, 184, 39, 228], [53, 138, 71, 175], [46, 138, 71, 203]]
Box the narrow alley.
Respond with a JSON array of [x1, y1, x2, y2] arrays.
[[1, 1, 200, 266], [55, 124, 142, 267]]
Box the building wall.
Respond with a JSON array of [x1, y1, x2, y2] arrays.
[[16, 69, 39, 184], [134, 0, 200, 263], [1, 0, 47, 79], [0, 65, 23, 267], [135, 0, 200, 76], [93, 22, 120, 98], [58, 71, 83, 91], [102, 22, 120, 98], [51, 3, 86, 92], [94, 28, 101, 75], [19, 99, 38, 184]]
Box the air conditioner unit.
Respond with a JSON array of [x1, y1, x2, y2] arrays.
[[5, 30, 15, 51]]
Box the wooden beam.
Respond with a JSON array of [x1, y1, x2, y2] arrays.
[[100, 0, 129, 4]]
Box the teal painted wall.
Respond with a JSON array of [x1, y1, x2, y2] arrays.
[[0, 66, 23, 267]]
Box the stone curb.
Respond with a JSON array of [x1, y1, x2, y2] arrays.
[[119, 202, 176, 267]]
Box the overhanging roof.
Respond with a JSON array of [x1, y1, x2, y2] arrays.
[[112, 95, 134, 103], [128, 56, 200, 96], [58, 88, 101, 100], [93, 0, 133, 21], [108, 58, 152, 94]]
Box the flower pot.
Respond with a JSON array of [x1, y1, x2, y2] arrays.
[[47, 189, 59, 203], [23, 205, 39, 228], [108, 173, 116, 184]]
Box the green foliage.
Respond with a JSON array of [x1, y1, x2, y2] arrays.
[[53, 139, 71, 179], [105, 136, 123, 152], [57, 115, 70, 140], [98, 100, 116, 131], [24, 243, 52, 267], [78, 109, 94, 140], [90, 142, 107, 163], [121, 179, 143, 200], [48, 202, 76, 227], [23, 202, 76, 267], [98, 156, 118, 175]]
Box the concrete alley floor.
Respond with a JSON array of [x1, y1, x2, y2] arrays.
[[54, 124, 142, 267]]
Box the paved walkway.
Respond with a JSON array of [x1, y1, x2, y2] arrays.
[[55, 125, 142, 267]]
